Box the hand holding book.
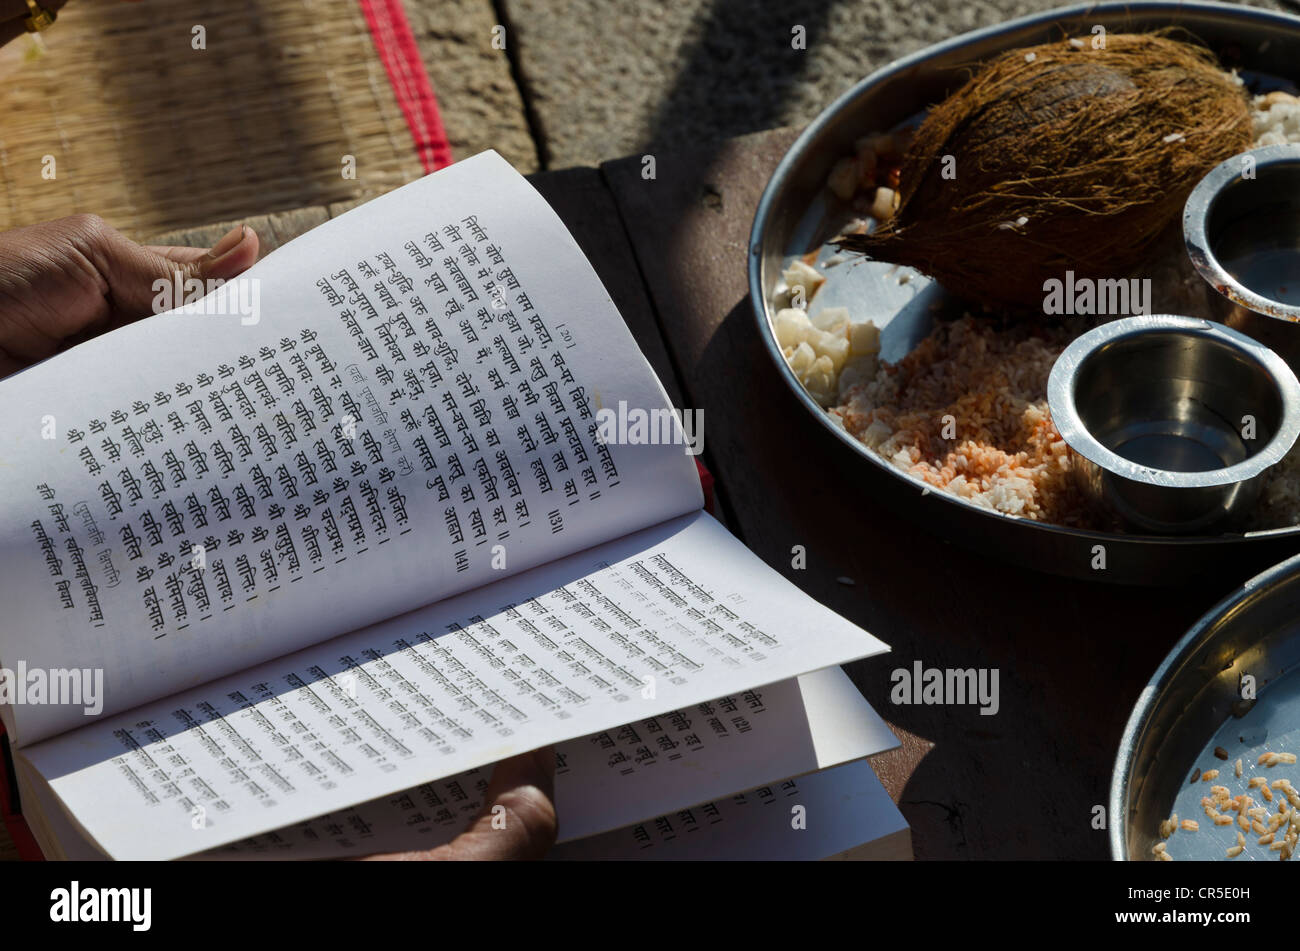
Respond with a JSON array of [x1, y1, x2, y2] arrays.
[[0, 216, 258, 380]]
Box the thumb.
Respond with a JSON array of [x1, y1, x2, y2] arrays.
[[360, 748, 558, 861], [77, 218, 259, 318], [446, 748, 558, 860]]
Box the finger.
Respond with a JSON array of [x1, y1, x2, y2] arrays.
[[195, 225, 261, 280], [362, 748, 557, 861], [143, 245, 214, 265], [490, 746, 557, 806], [74, 218, 258, 319], [440, 749, 558, 860], [436, 748, 557, 861]]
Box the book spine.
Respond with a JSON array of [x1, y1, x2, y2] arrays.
[[0, 725, 45, 861]]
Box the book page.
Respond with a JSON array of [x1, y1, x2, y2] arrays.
[[548, 759, 910, 861], [189, 666, 897, 859], [550, 664, 896, 842], [20, 511, 889, 860], [0, 151, 702, 745]]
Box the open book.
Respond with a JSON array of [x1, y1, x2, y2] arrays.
[[0, 152, 905, 860]]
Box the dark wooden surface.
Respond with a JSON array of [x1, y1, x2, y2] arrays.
[[2, 131, 1247, 861]]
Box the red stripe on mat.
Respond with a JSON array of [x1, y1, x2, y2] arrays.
[[358, 0, 454, 172]]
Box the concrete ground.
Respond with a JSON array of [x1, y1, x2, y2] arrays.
[[434, 0, 1295, 170], [409, 0, 539, 171]]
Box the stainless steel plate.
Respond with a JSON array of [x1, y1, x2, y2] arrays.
[[1111, 553, 1300, 860], [749, 1, 1300, 584]]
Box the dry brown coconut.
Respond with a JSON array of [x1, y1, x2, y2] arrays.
[[836, 33, 1253, 311]]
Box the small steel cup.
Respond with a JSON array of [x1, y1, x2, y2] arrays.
[[1184, 144, 1300, 367], [1047, 315, 1300, 534]]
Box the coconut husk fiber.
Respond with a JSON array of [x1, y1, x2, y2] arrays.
[[836, 33, 1253, 311]]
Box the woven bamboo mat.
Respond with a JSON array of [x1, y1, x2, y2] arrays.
[[0, 0, 426, 239]]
